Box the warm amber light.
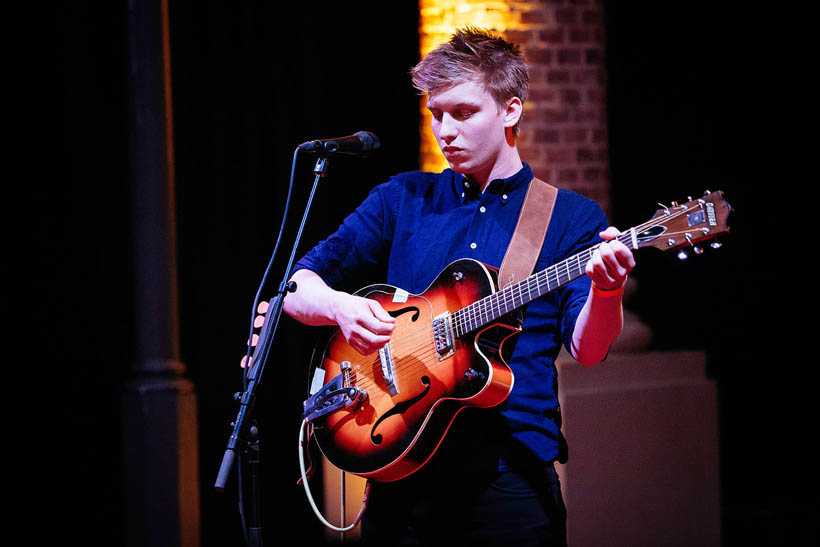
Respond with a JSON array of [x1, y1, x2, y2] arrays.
[[417, 1, 520, 172]]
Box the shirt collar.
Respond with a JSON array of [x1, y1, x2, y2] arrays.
[[451, 162, 534, 204]]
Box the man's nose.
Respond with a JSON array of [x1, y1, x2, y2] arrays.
[[439, 114, 457, 142]]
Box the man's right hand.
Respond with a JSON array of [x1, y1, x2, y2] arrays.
[[329, 292, 395, 356], [282, 269, 396, 356]]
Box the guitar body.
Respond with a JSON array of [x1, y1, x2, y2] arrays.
[[299, 190, 732, 483], [310, 258, 518, 482]]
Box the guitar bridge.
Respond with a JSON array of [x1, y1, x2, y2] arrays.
[[432, 312, 455, 360], [378, 343, 399, 396]]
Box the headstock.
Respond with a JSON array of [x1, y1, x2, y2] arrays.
[[632, 190, 732, 260]]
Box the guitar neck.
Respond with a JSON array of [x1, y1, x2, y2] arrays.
[[447, 190, 732, 339], [452, 231, 634, 338]]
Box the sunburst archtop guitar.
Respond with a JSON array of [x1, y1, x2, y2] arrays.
[[298, 191, 732, 482]]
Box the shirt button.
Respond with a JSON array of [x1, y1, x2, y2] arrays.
[[502, 194, 508, 200], [479, 206, 486, 213], [470, 242, 477, 249], [464, 181, 470, 188]]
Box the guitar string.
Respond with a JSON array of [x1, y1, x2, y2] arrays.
[[341, 207, 694, 366], [326, 204, 712, 395], [349, 346, 461, 403], [338, 224, 698, 394], [339, 222, 697, 395], [455, 204, 708, 331], [341, 337, 440, 394]]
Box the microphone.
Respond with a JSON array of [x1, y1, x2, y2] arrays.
[[298, 131, 380, 156]]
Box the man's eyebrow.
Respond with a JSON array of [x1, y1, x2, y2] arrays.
[[426, 100, 481, 110]]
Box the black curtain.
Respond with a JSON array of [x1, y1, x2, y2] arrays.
[[604, 3, 813, 546]]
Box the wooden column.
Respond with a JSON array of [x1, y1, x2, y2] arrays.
[[122, 0, 201, 545]]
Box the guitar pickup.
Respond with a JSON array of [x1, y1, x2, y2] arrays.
[[432, 312, 455, 360], [378, 343, 399, 396]]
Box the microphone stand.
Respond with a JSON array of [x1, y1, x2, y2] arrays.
[[214, 154, 331, 547]]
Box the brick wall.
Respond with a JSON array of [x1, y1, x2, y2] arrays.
[[419, 0, 611, 215]]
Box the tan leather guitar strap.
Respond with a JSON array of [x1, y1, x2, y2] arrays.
[[498, 177, 558, 289]]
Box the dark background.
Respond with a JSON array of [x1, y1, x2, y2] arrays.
[[47, 1, 811, 545]]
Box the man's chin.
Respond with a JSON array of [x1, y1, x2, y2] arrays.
[[447, 160, 470, 175]]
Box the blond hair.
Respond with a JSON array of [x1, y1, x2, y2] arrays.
[[411, 27, 529, 135]]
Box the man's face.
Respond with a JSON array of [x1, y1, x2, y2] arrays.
[[426, 78, 512, 180]]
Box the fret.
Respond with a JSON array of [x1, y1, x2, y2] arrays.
[[456, 245, 595, 336], [471, 304, 478, 332]]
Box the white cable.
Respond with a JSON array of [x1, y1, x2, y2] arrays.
[[298, 419, 361, 532]]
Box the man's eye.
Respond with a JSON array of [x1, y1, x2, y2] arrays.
[[456, 110, 475, 120]]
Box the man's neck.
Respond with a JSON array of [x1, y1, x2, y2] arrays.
[[472, 147, 523, 192]]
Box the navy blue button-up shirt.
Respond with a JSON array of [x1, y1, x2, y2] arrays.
[[295, 163, 608, 470]]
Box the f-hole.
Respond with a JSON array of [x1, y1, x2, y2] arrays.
[[388, 306, 420, 322], [370, 376, 431, 445]]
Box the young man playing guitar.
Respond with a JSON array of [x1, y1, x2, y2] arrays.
[[284, 27, 634, 547]]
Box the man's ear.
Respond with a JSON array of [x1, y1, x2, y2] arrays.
[[503, 97, 523, 128]]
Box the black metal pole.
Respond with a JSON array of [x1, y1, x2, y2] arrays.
[[214, 155, 330, 546]]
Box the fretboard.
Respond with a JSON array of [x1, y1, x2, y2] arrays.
[[451, 232, 631, 338]]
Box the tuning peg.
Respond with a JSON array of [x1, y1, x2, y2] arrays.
[[684, 233, 703, 256], [710, 240, 722, 250], [677, 249, 688, 260]]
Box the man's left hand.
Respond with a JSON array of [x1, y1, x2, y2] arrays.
[[585, 226, 635, 291]]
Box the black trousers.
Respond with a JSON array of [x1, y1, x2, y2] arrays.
[[360, 463, 567, 547]]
